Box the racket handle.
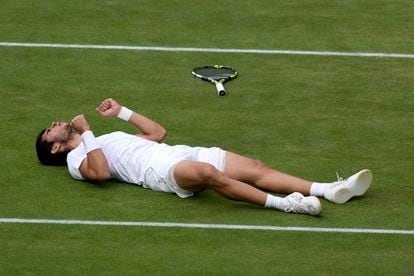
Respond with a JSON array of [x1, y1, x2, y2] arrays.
[[215, 82, 227, 96]]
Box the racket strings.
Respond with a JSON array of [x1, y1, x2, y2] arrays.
[[194, 68, 235, 80]]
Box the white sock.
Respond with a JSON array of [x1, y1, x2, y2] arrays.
[[311, 182, 336, 197], [264, 194, 286, 210]]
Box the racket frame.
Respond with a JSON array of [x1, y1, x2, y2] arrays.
[[192, 65, 238, 96]]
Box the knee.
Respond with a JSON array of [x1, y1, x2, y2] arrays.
[[252, 159, 268, 173], [197, 163, 221, 185], [249, 159, 270, 181]]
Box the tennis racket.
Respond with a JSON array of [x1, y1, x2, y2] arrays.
[[192, 65, 238, 96]]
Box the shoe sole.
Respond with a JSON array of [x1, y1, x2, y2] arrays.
[[332, 169, 373, 204]]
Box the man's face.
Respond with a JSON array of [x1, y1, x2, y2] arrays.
[[42, 122, 73, 143]]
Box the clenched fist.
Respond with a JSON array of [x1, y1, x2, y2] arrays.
[[96, 98, 122, 117], [70, 114, 90, 134]]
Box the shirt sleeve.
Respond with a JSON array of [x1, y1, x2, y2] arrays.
[[66, 145, 87, 180]]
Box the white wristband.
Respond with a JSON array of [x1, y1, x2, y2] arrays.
[[117, 106, 133, 121], [81, 131, 101, 154]]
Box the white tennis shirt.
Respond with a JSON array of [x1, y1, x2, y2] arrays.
[[66, 131, 196, 187]]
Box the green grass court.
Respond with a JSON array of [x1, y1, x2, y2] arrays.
[[1, 0, 413, 274]]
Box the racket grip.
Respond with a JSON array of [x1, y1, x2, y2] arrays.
[[215, 82, 227, 96]]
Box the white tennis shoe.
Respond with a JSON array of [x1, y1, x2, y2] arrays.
[[284, 192, 322, 216], [325, 169, 373, 204]]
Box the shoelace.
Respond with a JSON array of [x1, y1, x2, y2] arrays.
[[336, 172, 344, 181], [284, 194, 306, 213]]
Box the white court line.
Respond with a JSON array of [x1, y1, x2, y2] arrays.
[[1, 42, 414, 59], [0, 218, 413, 235]]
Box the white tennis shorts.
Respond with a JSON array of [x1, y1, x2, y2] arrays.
[[143, 146, 226, 198]]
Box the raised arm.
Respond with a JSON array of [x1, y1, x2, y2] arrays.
[[70, 114, 111, 181], [96, 98, 167, 142]]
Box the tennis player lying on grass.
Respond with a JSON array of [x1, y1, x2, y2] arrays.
[[36, 98, 372, 216]]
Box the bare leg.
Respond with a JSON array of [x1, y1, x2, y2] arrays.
[[173, 160, 267, 206], [224, 152, 312, 195], [173, 159, 322, 215]]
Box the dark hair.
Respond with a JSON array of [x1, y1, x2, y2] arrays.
[[35, 129, 68, 166]]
